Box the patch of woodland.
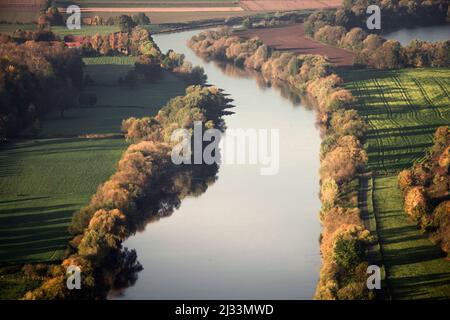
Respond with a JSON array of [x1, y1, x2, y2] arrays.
[[398, 126, 450, 255]]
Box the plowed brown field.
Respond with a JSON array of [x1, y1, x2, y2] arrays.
[[239, 24, 354, 66], [240, 0, 342, 11]]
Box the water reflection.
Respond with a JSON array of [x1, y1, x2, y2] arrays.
[[109, 161, 220, 298], [383, 24, 450, 45], [204, 58, 314, 109], [112, 29, 321, 300]]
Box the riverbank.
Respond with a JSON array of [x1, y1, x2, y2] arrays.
[[0, 31, 189, 298], [112, 29, 323, 299], [188, 27, 374, 299]]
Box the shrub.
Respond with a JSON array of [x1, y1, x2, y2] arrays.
[[404, 187, 429, 221], [330, 109, 367, 138], [398, 169, 414, 191], [332, 225, 371, 272], [314, 25, 346, 46], [320, 135, 367, 183]]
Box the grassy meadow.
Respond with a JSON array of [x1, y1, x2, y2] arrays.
[[0, 56, 186, 265], [343, 68, 450, 299], [372, 176, 450, 299], [341, 68, 450, 173], [0, 24, 120, 37]]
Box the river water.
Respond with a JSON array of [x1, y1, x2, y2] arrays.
[[383, 24, 450, 45], [110, 29, 322, 299]]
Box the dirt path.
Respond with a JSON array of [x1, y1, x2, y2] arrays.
[[239, 24, 354, 66]]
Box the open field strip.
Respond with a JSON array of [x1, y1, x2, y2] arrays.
[[52, 25, 120, 37], [56, 0, 240, 6], [0, 138, 126, 263], [0, 24, 120, 37], [240, 0, 341, 11], [372, 176, 450, 299], [0, 56, 186, 264], [341, 68, 450, 173], [60, 7, 244, 13], [342, 68, 450, 299]]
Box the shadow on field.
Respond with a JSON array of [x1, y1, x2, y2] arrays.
[[390, 272, 450, 300], [0, 203, 75, 263], [383, 245, 446, 266]]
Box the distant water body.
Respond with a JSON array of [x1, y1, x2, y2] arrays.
[[383, 24, 450, 45]]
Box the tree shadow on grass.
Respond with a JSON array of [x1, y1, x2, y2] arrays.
[[0, 196, 50, 206], [0, 205, 75, 263], [390, 272, 450, 300]]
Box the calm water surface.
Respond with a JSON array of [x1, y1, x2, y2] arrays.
[[110, 30, 322, 299], [383, 24, 450, 45]]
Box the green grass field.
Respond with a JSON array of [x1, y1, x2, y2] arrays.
[[344, 68, 450, 299], [40, 56, 186, 137], [0, 23, 119, 37], [0, 56, 186, 265], [0, 138, 126, 263], [341, 68, 450, 173], [372, 176, 450, 299], [51, 25, 120, 37]]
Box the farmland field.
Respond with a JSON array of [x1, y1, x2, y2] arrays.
[[51, 25, 120, 37], [239, 24, 354, 66], [0, 137, 126, 263], [372, 175, 450, 299], [41, 56, 186, 137], [56, 0, 241, 6], [241, 0, 341, 11], [0, 24, 119, 37], [0, 56, 186, 265], [343, 67, 450, 299], [341, 68, 450, 173]]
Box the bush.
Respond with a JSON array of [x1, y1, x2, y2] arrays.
[[404, 187, 429, 221], [320, 135, 367, 183], [314, 25, 346, 46], [330, 109, 367, 138], [132, 13, 151, 26], [332, 226, 371, 272], [398, 169, 414, 191]]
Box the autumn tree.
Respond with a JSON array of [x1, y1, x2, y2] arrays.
[[320, 135, 367, 183]]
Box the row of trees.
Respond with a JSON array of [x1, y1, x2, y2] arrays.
[[81, 26, 159, 56], [398, 126, 450, 254], [37, 0, 151, 31], [305, 0, 449, 36], [24, 85, 232, 299], [84, 13, 151, 31], [188, 29, 375, 299], [313, 25, 449, 69], [38, 1, 64, 28], [188, 28, 331, 91], [0, 40, 83, 139]]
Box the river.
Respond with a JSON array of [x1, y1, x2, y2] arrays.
[[383, 24, 450, 45], [110, 29, 322, 299]]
